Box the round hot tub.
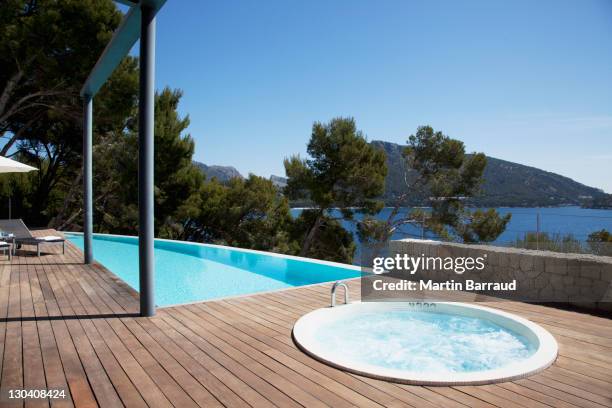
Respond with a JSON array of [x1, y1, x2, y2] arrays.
[[292, 302, 557, 385]]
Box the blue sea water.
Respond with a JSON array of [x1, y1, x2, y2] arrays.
[[291, 206, 612, 242], [291, 206, 612, 263], [66, 234, 361, 306]]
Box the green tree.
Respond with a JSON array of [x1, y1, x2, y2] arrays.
[[359, 126, 510, 245], [459, 208, 511, 242], [587, 229, 612, 256], [184, 175, 295, 252], [47, 56, 140, 229], [284, 117, 387, 262], [93, 88, 204, 236], [0, 56, 140, 229], [288, 210, 355, 263], [0, 0, 122, 152], [0, 0, 137, 226], [0, 0, 136, 227]]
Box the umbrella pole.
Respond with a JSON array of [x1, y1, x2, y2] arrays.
[[8, 196, 10, 220]]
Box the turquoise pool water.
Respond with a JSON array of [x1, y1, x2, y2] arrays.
[[66, 233, 361, 306], [315, 310, 535, 373]]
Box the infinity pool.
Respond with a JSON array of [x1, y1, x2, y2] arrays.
[[66, 233, 361, 306]]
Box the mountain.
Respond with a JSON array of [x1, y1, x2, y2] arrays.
[[193, 161, 243, 183], [584, 194, 612, 209], [371, 140, 607, 207], [194, 143, 609, 207], [270, 175, 288, 189]]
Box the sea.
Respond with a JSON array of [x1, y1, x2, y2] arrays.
[[290, 206, 612, 257]]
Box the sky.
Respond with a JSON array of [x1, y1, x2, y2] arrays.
[[133, 0, 611, 192]]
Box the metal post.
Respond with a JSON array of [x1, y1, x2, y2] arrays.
[[536, 212, 541, 251], [421, 212, 425, 239], [83, 96, 93, 264], [139, 4, 156, 317]]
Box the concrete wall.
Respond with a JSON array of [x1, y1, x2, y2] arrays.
[[389, 239, 612, 313]]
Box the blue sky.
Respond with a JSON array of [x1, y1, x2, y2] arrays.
[[141, 0, 611, 192]]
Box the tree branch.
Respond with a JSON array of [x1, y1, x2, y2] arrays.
[[0, 68, 25, 116], [0, 88, 66, 124], [0, 113, 41, 156]]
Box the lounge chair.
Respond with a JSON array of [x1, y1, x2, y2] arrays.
[[0, 241, 10, 260], [0, 219, 65, 257]]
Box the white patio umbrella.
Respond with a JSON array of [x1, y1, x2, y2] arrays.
[[0, 156, 37, 219]]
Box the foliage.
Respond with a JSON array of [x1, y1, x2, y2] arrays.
[[182, 175, 296, 252], [284, 117, 387, 261], [0, 0, 300, 257], [0, 0, 516, 265], [289, 211, 356, 264], [0, 0, 136, 227], [360, 126, 510, 245], [374, 140, 606, 208], [0, 0, 122, 152], [506, 229, 612, 256], [458, 208, 512, 243], [587, 229, 612, 256], [405, 126, 511, 243], [93, 88, 204, 237], [513, 232, 584, 254]]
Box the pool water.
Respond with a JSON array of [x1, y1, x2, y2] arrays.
[[315, 310, 535, 373], [66, 233, 361, 306]]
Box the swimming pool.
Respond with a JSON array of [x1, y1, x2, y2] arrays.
[[293, 302, 558, 385], [65, 233, 361, 306]]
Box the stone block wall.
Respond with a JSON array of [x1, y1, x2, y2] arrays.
[[389, 239, 612, 313]]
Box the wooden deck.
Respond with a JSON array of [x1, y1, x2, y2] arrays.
[[1, 230, 611, 407]]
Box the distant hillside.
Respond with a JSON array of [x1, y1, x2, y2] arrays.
[[270, 175, 288, 189], [371, 140, 607, 207], [194, 143, 609, 208], [584, 194, 612, 209], [193, 161, 243, 183]]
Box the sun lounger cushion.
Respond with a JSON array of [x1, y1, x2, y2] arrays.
[[39, 236, 64, 241]]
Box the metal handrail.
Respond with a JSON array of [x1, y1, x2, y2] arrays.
[[331, 281, 349, 307]]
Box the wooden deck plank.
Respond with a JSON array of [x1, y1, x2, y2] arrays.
[[2, 322, 24, 408], [32, 262, 75, 408], [0, 263, 12, 394], [159, 310, 304, 408], [137, 315, 276, 408], [497, 381, 584, 408], [214, 298, 430, 407], [196, 299, 465, 408], [54, 259, 224, 407], [46, 287, 123, 406], [1, 230, 610, 408], [118, 317, 230, 407], [514, 378, 608, 408], [40, 262, 101, 408], [193, 301, 398, 408], [219, 294, 467, 408], [1, 260, 24, 408], [21, 263, 49, 408], [173, 305, 336, 408]]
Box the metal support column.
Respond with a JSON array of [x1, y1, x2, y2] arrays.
[[138, 4, 156, 317], [83, 96, 93, 264]]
